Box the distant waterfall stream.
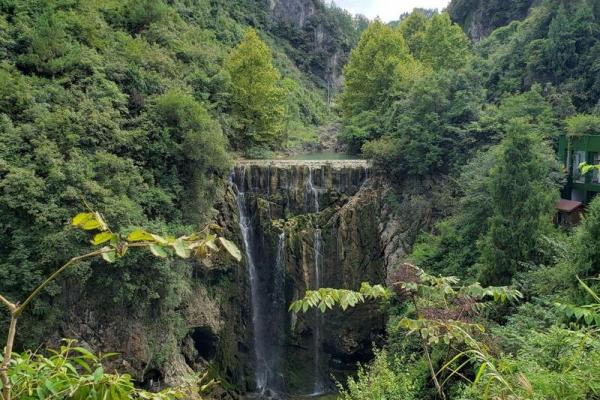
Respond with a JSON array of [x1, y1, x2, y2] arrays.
[[307, 168, 325, 395], [232, 168, 285, 398]]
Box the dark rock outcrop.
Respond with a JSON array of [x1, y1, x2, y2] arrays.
[[267, 0, 357, 91], [223, 160, 388, 396], [448, 0, 535, 41]]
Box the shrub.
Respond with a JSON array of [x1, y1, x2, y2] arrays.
[[0, 339, 211, 400], [339, 349, 417, 400], [566, 114, 600, 137]]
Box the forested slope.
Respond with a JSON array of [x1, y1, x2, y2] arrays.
[[314, 1, 600, 399]]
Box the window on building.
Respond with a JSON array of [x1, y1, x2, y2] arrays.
[[593, 153, 600, 184], [573, 151, 586, 183]]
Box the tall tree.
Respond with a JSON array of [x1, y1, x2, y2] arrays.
[[478, 120, 558, 285], [574, 195, 600, 277], [421, 13, 471, 70], [398, 10, 431, 59], [225, 29, 286, 149], [339, 21, 412, 152], [341, 21, 411, 118]]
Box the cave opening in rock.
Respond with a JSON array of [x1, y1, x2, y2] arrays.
[[190, 326, 218, 360], [141, 368, 164, 391]]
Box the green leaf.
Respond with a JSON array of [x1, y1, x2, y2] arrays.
[[218, 237, 242, 261], [102, 249, 117, 263], [149, 244, 168, 258], [73, 346, 97, 360], [92, 366, 104, 384], [44, 380, 58, 395], [172, 238, 191, 258], [82, 218, 102, 231], [72, 212, 94, 226], [474, 362, 487, 384], [92, 232, 113, 245], [127, 229, 155, 242]]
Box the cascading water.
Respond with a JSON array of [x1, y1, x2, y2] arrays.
[[232, 168, 269, 393], [307, 168, 325, 394], [231, 168, 286, 398], [229, 160, 376, 398]]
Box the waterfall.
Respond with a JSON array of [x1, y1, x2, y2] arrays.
[[231, 167, 287, 398], [229, 161, 374, 398], [231, 168, 268, 393], [307, 168, 325, 394]]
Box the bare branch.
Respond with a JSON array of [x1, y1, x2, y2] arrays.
[[0, 294, 16, 314], [1, 316, 18, 400]]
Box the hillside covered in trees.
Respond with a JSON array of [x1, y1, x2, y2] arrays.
[[0, 0, 364, 395], [301, 0, 600, 398], [2, 0, 600, 399]]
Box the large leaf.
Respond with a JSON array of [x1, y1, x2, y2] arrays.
[[127, 229, 155, 242], [218, 237, 242, 261], [91, 232, 114, 245], [149, 244, 168, 258], [101, 248, 117, 263], [73, 212, 109, 231], [72, 212, 94, 227], [172, 238, 191, 258]]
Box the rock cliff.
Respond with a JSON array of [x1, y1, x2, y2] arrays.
[[218, 160, 392, 397], [448, 0, 535, 41], [267, 0, 357, 91], [55, 160, 433, 399]]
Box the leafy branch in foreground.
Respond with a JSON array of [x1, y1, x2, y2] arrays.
[[0, 339, 217, 400], [290, 263, 522, 399], [556, 276, 600, 326], [0, 211, 241, 400], [289, 282, 391, 313]]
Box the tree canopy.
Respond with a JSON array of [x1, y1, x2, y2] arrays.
[[225, 29, 287, 149]]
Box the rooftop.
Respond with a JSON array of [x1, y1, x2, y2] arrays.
[[556, 199, 583, 213]]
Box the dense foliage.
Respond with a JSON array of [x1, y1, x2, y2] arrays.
[[4, 0, 600, 398], [321, 2, 600, 399], [0, 0, 355, 380], [340, 10, 476, 178], [0, 340, 212, 400]]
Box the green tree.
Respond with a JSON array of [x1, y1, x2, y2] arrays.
[[341, 21, 410, 117], [420, 13, 471, 71], [398, 10, 431, 59], [478, 120, 558, 285], [225, 29, 286, 150], [364, 68, 484, 178], [573, 196, 600, 277], [291, 263, 521, 400], [339, 21, 412, 152], [151, 90, 230, 219]]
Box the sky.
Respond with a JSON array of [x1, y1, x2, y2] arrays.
[[330, 0, 451, 22]]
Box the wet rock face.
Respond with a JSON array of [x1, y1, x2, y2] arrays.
[[231, 161, 370, 217], [225, 160, 386, 395]]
